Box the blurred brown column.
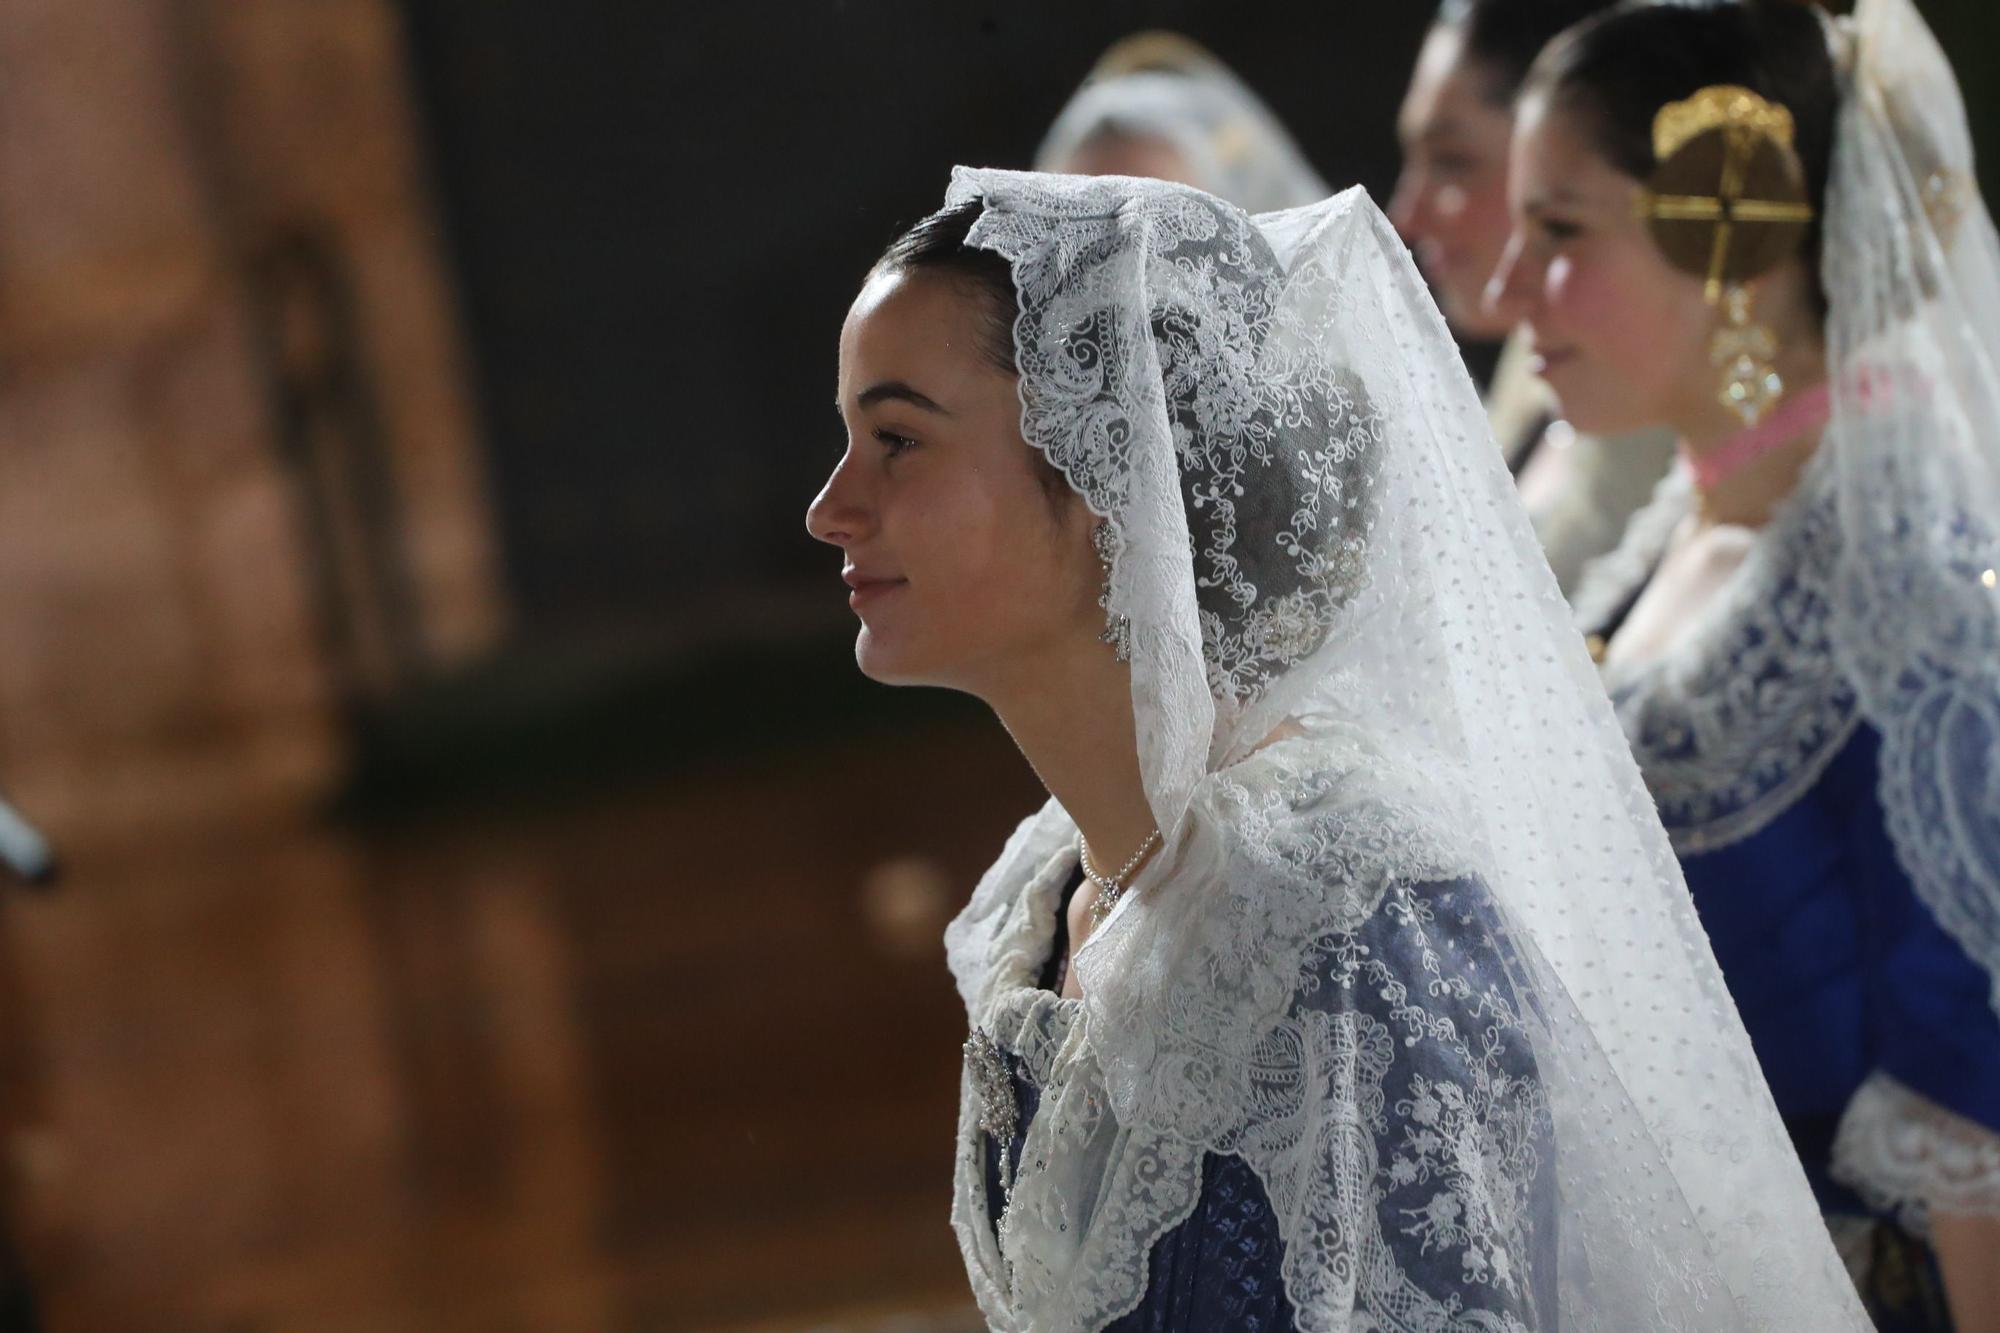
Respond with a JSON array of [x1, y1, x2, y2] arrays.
[[0, 2, 510, 1323], [0, 0, 507, 844]]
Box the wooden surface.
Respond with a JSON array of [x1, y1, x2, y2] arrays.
[[0, 716, 1041, 1331]]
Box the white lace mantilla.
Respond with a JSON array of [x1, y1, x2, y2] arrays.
[[945, 732, 1856, 1332], [1570, 459, 1862, 855]]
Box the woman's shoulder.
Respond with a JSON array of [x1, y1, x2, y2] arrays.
[[1240, 731, 1479, 888]]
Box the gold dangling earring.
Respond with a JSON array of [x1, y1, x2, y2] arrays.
[[1709, 282, 1785, 426]]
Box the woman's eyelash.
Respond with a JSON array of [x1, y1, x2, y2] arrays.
[[1541, 218, 1583, 241], [874, 428, 917, 455]]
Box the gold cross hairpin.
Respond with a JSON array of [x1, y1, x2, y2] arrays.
[[1635, 86, 1816, 305]]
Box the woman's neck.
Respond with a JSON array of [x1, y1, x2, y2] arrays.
[[983, 645, 1157, 877], [1673, 338, 1828, 529]]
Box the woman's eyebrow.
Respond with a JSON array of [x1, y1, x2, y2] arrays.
[[856, 381, 953, 415], [1523, 186, 1591, 220]]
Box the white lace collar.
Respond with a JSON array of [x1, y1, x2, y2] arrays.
[[942, 731, 1525, 1332], [1571, 453, 1863, 853]]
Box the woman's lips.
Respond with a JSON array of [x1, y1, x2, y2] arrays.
[[849, 581, 905, 608], [842, 570, 908, 608]]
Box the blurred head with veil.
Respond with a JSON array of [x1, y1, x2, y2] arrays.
[[1034, 31, 1328, 213], [1491, 0, 2000, 1322], [808, 161, 1867, 1328]]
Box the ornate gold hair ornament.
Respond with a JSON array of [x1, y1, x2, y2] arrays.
[[1634, 85, 1815, 305], [1652, 84, 1799, 162], [1634, 86, 1816, 426]]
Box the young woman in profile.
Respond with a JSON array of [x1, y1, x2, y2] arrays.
[[808, 169, 1867, 1330], [1492, 0, 2000, 1325]]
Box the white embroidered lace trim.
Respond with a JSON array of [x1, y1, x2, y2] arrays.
[[1570, 457, 1862, 854], [1830, 1071, 2000, 1234], [948, 748, 1549, 1333]]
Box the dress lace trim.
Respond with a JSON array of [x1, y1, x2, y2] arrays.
[[946, 735, 1547, 1332], [1571, 458, 1862, 854], [1830, 1071, 2000, 1233]]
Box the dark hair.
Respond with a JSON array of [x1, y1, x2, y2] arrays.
[[1434, 0, 1623, 104], [875, 200, 1020, 375], [1524, 0, 1839, 314]]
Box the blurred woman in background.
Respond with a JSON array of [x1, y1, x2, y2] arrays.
[[1390, 0, 1675, 594], [808, 167, 1867, 1329], [1494, 1, 2000, 1325], [1035, 30, 1328, 213]]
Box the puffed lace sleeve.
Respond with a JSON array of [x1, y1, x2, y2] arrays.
[[1833, 1073, 2000, 1231]]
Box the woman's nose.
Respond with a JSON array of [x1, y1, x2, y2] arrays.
[[1481, 229, 1536, 326], [806, 454, 872, 547], [1386, 168, 1426, 244]]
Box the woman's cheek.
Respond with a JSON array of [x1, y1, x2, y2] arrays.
[[1552, 252, 1639, 358], [1462, 174, 1513, 256], [1544, 253, 1585, 325]]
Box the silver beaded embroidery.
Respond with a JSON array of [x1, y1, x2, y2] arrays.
[[965, 1029, 1018, 1148], [966, 1027, 1022, 1271]]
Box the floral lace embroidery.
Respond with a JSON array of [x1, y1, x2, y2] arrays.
[[948, 751, 1550, 1333]]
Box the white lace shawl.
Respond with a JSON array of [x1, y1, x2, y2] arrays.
[[1571, 437, 2000, 1231], [1567, 453, 1862, 859], [945, 730, 1861, 1332]]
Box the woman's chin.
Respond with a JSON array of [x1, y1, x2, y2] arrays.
[[1543, 382, 1654, 440], [854, 629, 937, 687]]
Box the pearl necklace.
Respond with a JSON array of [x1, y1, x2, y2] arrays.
[[1078, 828, 1161, 926]]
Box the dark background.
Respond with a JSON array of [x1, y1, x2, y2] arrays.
[[399, 3, 1432, 649]]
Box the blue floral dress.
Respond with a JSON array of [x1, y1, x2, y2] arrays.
[[1577, 466, 2000, 1333], [973, 866, 1556, 1331]]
